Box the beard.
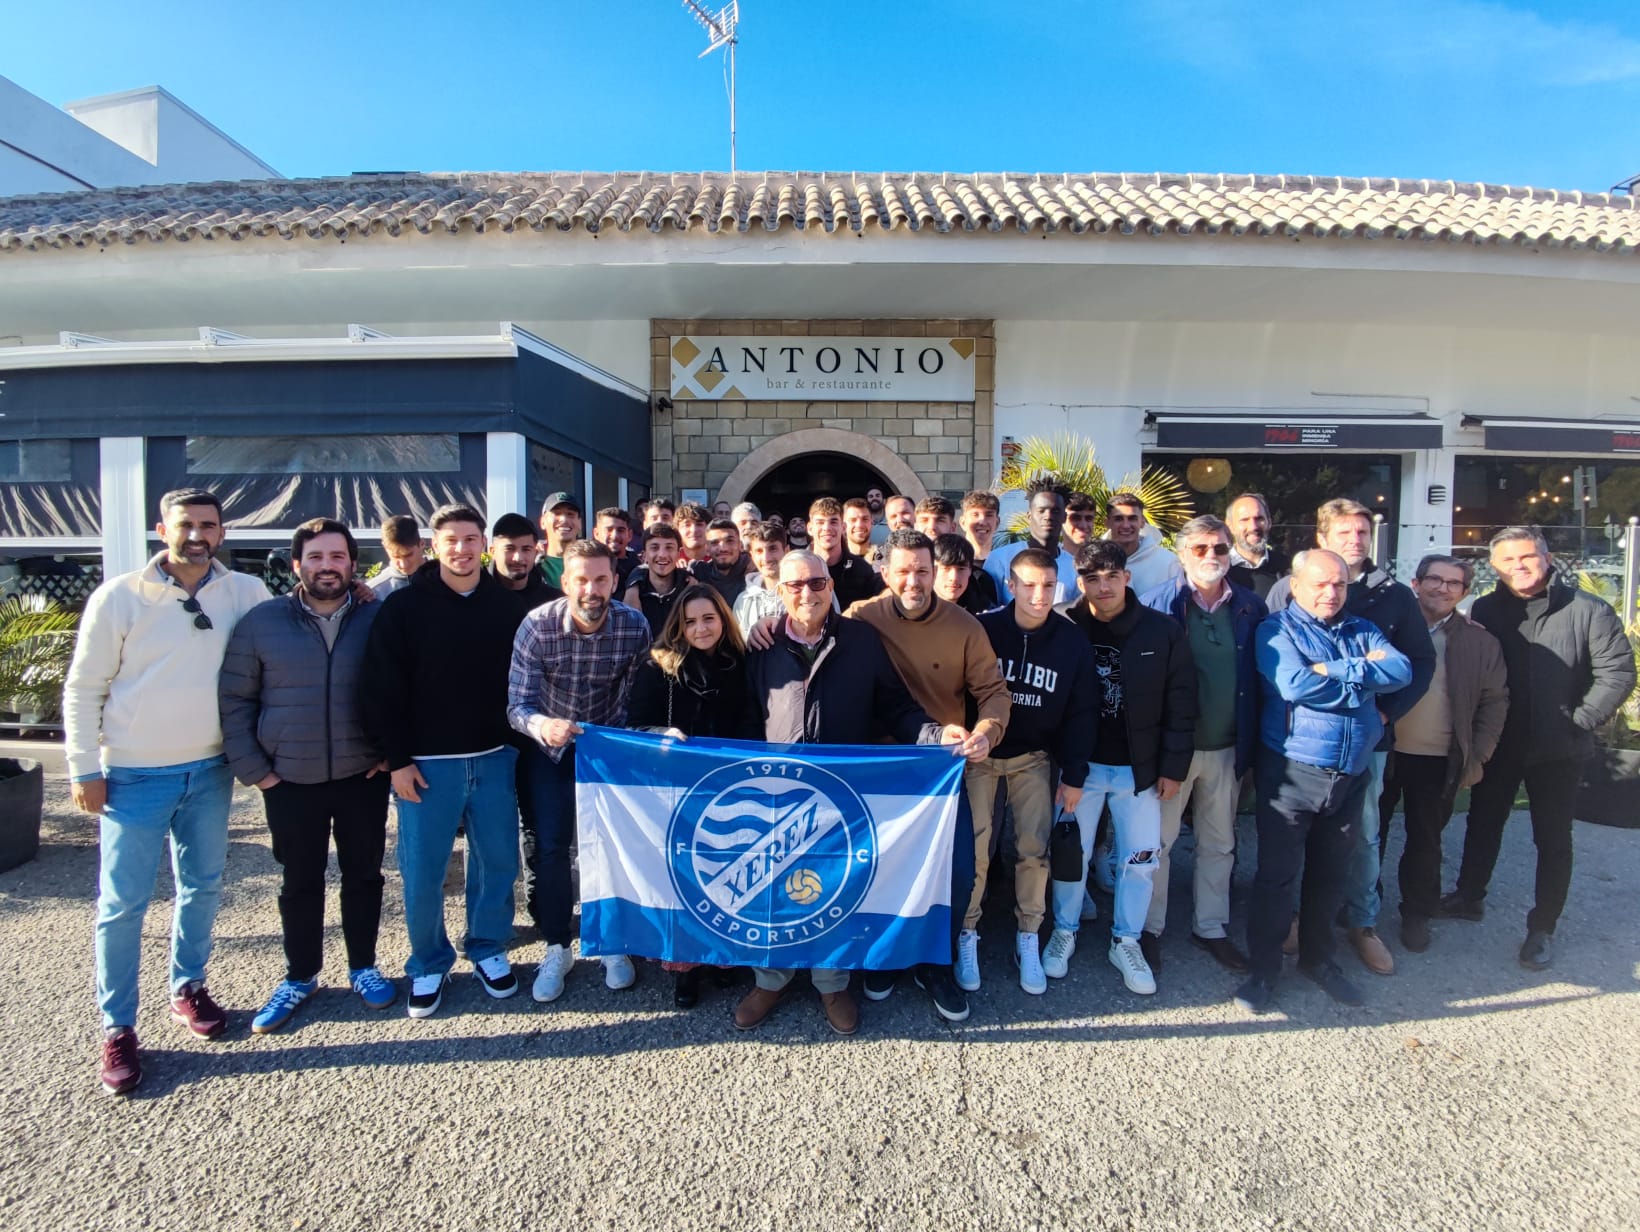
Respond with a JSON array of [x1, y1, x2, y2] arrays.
[[573, 594, 609, 626], [303, 570, 350, 599], [1187, 559, 1230, 588]]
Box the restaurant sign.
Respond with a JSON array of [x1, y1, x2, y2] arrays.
[[669, 336, 976, 402]]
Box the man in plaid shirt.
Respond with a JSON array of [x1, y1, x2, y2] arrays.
[[507, 539, 651, 1004]]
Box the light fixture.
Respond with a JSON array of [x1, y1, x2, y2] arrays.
[[1186, 457, 1232, 493]]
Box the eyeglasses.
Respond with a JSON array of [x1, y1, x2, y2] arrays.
[[1186, 543, 1231, 558], [780, 577, 832, 594], [179, 596, 213, 630], [1419, 576, 1467, 591]]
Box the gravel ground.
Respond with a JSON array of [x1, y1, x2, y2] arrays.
[[2, 775, 1637, 1232]]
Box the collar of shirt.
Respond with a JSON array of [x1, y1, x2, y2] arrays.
[[1189, 583, 1233, 614], [1427, 611, 1456, 634], [298, 591, 351, 622], [1228, 545, 1267, 569], [785, 615, 824, 647]]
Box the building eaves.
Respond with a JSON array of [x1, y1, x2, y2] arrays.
[[2, 170, 1637, 253]]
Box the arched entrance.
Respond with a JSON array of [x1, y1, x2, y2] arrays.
[[716, 428, 929, 515]]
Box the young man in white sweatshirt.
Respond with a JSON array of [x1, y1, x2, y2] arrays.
[[65, 489, 274, 1096]]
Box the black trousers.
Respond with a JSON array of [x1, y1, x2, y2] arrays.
[[1378, 752, 1457, 921], [262, 771, 390, 980], [1456, 752, 1582, 934], [518, 742, 579, 948], [1247, 749, 1367, 982]]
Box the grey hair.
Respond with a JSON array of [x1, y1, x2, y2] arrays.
[[1292, 548, 1348, 577], [1489, 525, 1550, 557], [731, 501, 762, 521], [1414, 553, 1475, 588], [1175, 514, 1230, 543], [779, 549, 830, 577]]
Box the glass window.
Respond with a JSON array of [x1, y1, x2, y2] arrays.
[[1454, 456, 1640, 583], [527, 441, 581, 519], [0, 550, 104, 611], [0, 439, 101, 537], [1146, 452, 1401, 563], [185, 435, 460, 475], [0, 440, 72, 483]]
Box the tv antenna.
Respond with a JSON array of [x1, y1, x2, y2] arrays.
[[682, 1, 740, 174]]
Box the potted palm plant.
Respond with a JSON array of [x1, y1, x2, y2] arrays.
[[0, 594, 81, 871], [994, 433, 1195, 541]]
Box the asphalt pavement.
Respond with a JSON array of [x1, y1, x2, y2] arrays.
[[2, 774, 1636, 1231]]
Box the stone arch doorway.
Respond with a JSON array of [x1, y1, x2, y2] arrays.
[[716, 428, 929, 515]]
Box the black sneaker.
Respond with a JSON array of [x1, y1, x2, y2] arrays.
[[1519, 929, 1554, 971], [407, 974, 447, 1019], [1436, 891, 1484, 922], [1299, 960, 1364, 1007], [473, 955, 518, 999], [862, 970, 897, 1002], [912, 964, 970, 1022], [1400, 915, 1432, 953], [1138, 931, 1162, 974], [1232, 976, 1274, 1014]]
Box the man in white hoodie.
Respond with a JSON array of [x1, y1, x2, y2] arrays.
[[1104, 492, 1182, 597], [65, 489, 273, 1096]]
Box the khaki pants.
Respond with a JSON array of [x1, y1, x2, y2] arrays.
[[754, 967, 849, 994], [962, 752, 1054, 933], [1149, 746, 1239, 939]]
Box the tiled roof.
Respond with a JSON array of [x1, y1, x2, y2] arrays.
[[3, 171, 1638, 253]]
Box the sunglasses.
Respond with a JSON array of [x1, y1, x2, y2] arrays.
[[780, 577, 832, 594], [1186, 543, 1232, 558], [179, 596, 213, 630]]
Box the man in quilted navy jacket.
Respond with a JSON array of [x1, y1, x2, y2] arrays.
[[219, 518, 395, 1033], [1235, 549, 1412, 1015]]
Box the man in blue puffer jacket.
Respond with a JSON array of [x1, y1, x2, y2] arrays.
[[1234, 549, 1412, 1015]]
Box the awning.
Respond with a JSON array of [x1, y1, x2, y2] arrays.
[[1460, 415, 1640, 455], [1146, 411, 1443, 451]]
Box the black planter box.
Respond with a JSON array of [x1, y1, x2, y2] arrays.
[[1576, 746, 1640, 829], [0, 758, 44, 872]]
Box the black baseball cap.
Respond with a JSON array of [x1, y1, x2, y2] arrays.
[[540, 491, 580, 516]]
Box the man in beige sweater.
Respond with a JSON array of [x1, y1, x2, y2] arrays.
[[846, 528, 1010, 1023], [65, 489, 274, 1096]]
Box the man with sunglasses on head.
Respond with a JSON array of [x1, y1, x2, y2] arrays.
[[1140, 515, 1266, 979], [66, 488, 276, 1095]]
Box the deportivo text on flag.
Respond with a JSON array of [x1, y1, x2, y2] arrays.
[[575, 726, 964, 970]]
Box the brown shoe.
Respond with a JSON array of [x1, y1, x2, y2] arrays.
[[819, 990, 858, 1036], [1281, 916, 1299, 956], [1348, 927, 1395, 976], [733, 985, 785, 1031], [1191, 933, 1250, 974]]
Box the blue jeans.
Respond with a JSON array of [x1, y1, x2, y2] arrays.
[[1052, 763, 1162, 939], [1342, 751, 1389, 929], [95, 757, 234, 1030], [395, 748, 519, 979]]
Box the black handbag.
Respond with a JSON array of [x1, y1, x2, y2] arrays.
[[1048, 808, 1084, 882]]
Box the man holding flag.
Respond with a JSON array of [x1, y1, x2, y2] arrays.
[[733, 549, 967, 1035]]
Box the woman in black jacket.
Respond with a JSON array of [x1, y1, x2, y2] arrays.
[[626, 583, 750, 1006]]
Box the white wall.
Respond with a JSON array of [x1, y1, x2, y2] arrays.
[[0, 75, 156, 195], [64, 88, 278, 183]]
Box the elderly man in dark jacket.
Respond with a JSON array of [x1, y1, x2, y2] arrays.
[[1049, 539, 1197, 997], [219, 518, 394, 1033], [1237, 549, 1412, 1015], [1449, 527, 1635, 970], [735, 549, 953, 1037], [1268, 498, 1434, 978], [1141, 514, 1267, 977]]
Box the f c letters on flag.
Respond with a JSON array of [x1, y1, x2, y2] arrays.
[[575, 726, 963, 970]]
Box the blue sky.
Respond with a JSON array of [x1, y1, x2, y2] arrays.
[[8, 0, 1638, 190]]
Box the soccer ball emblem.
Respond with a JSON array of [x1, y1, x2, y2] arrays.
[[784, 868, 823, 905]]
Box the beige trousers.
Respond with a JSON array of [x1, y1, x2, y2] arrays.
[[1149, 746, 1239, 939], [962, 752, 1054, 933]]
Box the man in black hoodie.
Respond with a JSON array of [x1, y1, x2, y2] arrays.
[[1048, 540, 1196, 996], [1267, 498, 1434, 978], [362, 504, 532, 1020], [1449, 527, 1635, 969], [972, 548, 1096, 996], [490, 513, 564, 609]]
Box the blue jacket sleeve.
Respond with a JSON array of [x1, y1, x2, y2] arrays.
[[1256, 619, 1369, 710]]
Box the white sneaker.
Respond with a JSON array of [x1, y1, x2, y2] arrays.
[[1042, 928, 1077, 979], [954, 930, 981, 992], [602, 954, 636, 991], [1080, 888, 1098, 921], [1109, 937, 1157, 995], [532, 944, 570, 1003], [1015, 932, 1047, 995]]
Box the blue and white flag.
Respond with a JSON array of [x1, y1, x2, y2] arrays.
[[576, 725, 964, 970]]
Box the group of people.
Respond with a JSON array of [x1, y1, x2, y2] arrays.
[[64, 478, 1634, 1095]]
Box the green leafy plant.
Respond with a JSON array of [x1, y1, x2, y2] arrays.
[[995, 433, 1195, 543], [0, 594, 81, 720]]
